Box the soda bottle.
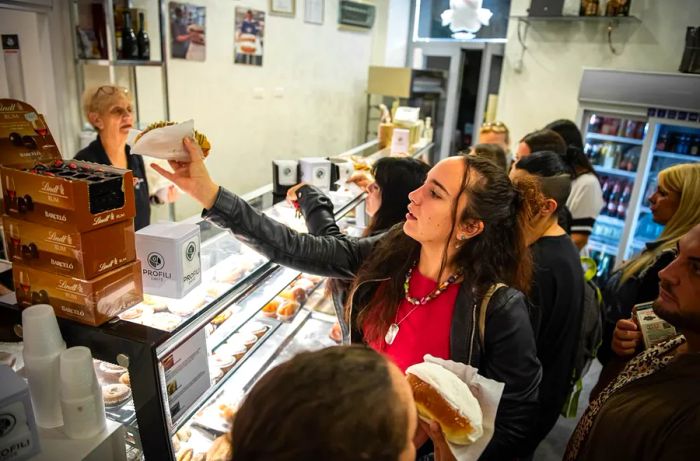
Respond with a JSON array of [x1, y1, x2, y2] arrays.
[[656, 132, 668, 151], [606, 182, 621, 216]]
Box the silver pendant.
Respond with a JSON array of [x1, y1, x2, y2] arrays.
[[385, 323, 400, 345]]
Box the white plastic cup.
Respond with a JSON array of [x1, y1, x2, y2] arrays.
[[22, 304, 65, 428], [59, 346, 106, 439], [22, 304, 65, 358]]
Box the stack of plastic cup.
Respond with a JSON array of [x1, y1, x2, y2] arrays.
[[21, 304, 66, 428], [59, 346, 106, 439]]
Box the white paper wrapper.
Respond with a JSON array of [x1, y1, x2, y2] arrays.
[[131, 119, 194, 161], [422, 355, 505, 461]]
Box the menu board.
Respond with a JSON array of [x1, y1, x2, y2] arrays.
[[159, 329, 211, 426]]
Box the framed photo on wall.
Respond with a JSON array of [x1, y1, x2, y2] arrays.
[[270, 0, 295, 17], [304, 0, 323, 25]]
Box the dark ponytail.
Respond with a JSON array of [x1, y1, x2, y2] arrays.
[[545, 119, 596, 178]]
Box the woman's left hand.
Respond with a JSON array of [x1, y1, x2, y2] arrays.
[[420, 420, 456, 461]]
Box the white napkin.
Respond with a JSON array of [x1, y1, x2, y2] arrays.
[[422, 355, 505, 461], [131, 119, 195, 161]]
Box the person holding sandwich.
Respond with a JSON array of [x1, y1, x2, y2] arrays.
[[75, 85, 178, 230]]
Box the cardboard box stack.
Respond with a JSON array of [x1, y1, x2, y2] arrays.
[[0, 99, 143, 325]]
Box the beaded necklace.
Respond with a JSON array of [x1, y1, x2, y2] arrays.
[[384, 261, 463, 345]]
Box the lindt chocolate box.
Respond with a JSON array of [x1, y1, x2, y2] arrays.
[[13, 260, 143, 326], [1, 158, 136, 232], [0, 99, 62, 170], [2, 215, 136, 279]]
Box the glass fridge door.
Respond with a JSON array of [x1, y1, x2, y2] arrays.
[[624, 119, 700, 259], [581, 110, 648, 280]]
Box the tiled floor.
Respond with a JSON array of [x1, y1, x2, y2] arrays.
[[533, 360, 603, 461]]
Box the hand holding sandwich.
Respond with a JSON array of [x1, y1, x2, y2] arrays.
[[151, 137, 219, 210]]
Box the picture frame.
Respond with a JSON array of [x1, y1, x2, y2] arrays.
[[304, 0, 323, 25], [269, 0, 296, 16]]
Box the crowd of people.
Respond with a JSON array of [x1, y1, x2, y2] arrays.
[[147, 117, 700, 460]]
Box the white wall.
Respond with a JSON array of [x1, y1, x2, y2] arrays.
[[0, 7, 63, 151], [497, 0, 700, 144], [55, 0, 390, 220]]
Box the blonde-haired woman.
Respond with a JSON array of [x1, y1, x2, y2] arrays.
[[75, 85, 175, 230], [598, 163, 700, 366]]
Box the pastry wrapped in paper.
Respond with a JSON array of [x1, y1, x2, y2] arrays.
[[132, 120, 210, 161]]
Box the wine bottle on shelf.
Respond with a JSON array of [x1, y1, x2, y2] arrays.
[[121, 11, 138, 60], [606, 181, 621, 216], [137, 12, 150, 60], [617, 183, 632, 220]]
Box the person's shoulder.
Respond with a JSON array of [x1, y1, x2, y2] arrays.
[[574, 172, 601, 189], [74, 142, 98, 161]]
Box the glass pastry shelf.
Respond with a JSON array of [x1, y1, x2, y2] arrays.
[[170, 305, 336, 460]]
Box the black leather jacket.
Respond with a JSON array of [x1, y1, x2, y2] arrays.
[[204, 187, 542, 460]]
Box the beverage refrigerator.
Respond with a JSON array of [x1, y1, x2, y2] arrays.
[[576, 69, 700, 281]]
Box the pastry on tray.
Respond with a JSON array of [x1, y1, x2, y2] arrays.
[[206, 433, 233, 461], [277, 301, 301, 322], [228, 332, 258, 349], [261, 297, 282, 318], [210, 353, 236, 373], [102, 383, 131, 407], [142, 294, 169, 312], [241, 321, 269, 338], [148, 313, 182, 332]]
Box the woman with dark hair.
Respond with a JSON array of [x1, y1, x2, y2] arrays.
[[288, 156, 430, 238], [545, 119, 604, 250], [469, 143, 508, 172], [287, 157, 430, 342], [232, 346, 419, 461], [510, 151, 585, 455], [515, 129, 567, 164], [154, 138, 542, 459]]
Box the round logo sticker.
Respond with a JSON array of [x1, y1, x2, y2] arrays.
[[0, 413, 16, 438], [185, 242, 197, 262], [147, 252, 165, 270]]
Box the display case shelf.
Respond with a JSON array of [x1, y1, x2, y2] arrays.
[[653, 150, 699, 162], [595, 166, 637, 178], [588, 239, 619, 256], [596, 214, 626, 227], [586, 132, 645, 145]]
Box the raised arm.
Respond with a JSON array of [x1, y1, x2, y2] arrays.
[[151, 137, 376, 278]]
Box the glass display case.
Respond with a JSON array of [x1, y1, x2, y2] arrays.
[[0, 141, 433, 460]]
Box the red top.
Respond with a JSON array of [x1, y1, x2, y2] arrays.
[[366, 269, 460, 372]]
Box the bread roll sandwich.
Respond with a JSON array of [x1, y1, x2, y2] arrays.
[[134, 121, 211, 157], [405, 362, 483, 445]]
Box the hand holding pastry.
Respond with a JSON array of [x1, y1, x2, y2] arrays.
[[151, 137, 219, 209], [420, 419, 457, 461]]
